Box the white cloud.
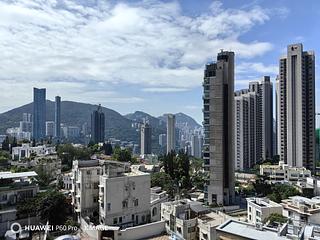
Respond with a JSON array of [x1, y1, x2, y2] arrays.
[[0, 0, 285, 112], [237, 62, 278, 75], [142, 87, 190, 93]]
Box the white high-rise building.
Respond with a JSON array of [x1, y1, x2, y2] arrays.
[[277, 43, 315, 171], [166, 114, 176, 154], [191, 134, 201, 158], [45, 121, 55, 137], [20, 113, 32, 132], [159, 134, 167, 147], [140, 122, 152, 155], [203, 50, 235, 205], [234, 77, 273, 171]]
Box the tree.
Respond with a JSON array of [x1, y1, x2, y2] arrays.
[[159, 151, 191, 191], [267, 184, 301, 203], [104, 143, 113, 155], [2, 136, 10, 151], [57, 144, 92, 170], [113, 146, 134, 163], [17, 190, 71, 226], [264, 213, 287, 224], [35, 167, 52, 187], [0, 151, 10, 163], [151, 172, 174, 197]]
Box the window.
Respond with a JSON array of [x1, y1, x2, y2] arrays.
[[1, 194, 7, 201], [87, 170, 91, 175], [119, 217, 122, 223], [122, 200, 128, 209], [256, 210, 261, 217], [107, 203, 111, 211], [134, 199, 139, 206], [152, 207, 157, 217], [177, 227, 182, 234], [142, 215, 145, 223], [97, 169, 100, 175], [113, 218, 117, 224], [94, 182, 99, 189]]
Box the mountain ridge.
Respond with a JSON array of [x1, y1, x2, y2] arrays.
[[0, 102, 201, 143]]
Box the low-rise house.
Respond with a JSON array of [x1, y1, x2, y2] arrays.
[[247, 197, 283, 225], [62, 172, 73, 190], [306, 176, 320, 196], [0, 171, 39, 235], [281, 196, 320, 227], [260, 161, 311, 183], [161, 199, 199, 240], [11, 144, 56, 160], [198, 211, 233, 240], [150, 187, 168, 222], [216, 219, 290, 240], [71, 160, 102, 221]]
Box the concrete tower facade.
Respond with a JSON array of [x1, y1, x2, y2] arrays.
[[203, 50, 235, 205], [166, 114, 176, 154], [140, 122, 152, 155], [277, 43, 315, 171], [55, 96, 61, 139], [33, 88, 46, 141], [234, 77, 273, 171], [91, 105, 105, 144]]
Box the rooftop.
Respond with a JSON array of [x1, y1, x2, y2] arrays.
[[0, 171, 37, 179], [217, 219, 287, 240]]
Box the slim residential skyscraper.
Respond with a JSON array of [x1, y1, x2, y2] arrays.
[[166, 114, 176, 154], [277, 43, 315, 171], [91, 105, 105, 144], [55, 96, 61, 139], [234, 77, 273, 171], [191, 134, 201, 158], [140, 122, 152, 155], [203, 50, 235, 205], [33, 88, 46, 141]]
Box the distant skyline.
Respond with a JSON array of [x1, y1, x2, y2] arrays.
[[0, 0, 319, 123]]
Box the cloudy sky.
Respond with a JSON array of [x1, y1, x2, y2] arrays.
[[0, 0, 319, 123]]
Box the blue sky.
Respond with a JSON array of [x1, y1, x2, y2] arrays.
[[0, 0, 319, 124]]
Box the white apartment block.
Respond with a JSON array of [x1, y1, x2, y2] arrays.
[[198, 211, 233, 240], [11, 144, 56, 160], [72, 159, 154, 230], [98, 162, 151, 228], [281, 196, 320, 227], [0, 171, 39, 235], [260, 161, 311, 183], [62, 172, 73, 190], [150, 187, 168, 222], [161, 199, 198, 240], [306, 177, 320, 196], [71, 160, 102, 221], [247, 197, 283, 225]]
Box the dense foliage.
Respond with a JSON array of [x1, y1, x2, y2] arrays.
[[238, 179, 301, 203], [160, 150, 190, 190], [264, 213, 287, 224], [113, 146, 138, 164], [17, 190, 71, 226], [57, 144, 92, 170]]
